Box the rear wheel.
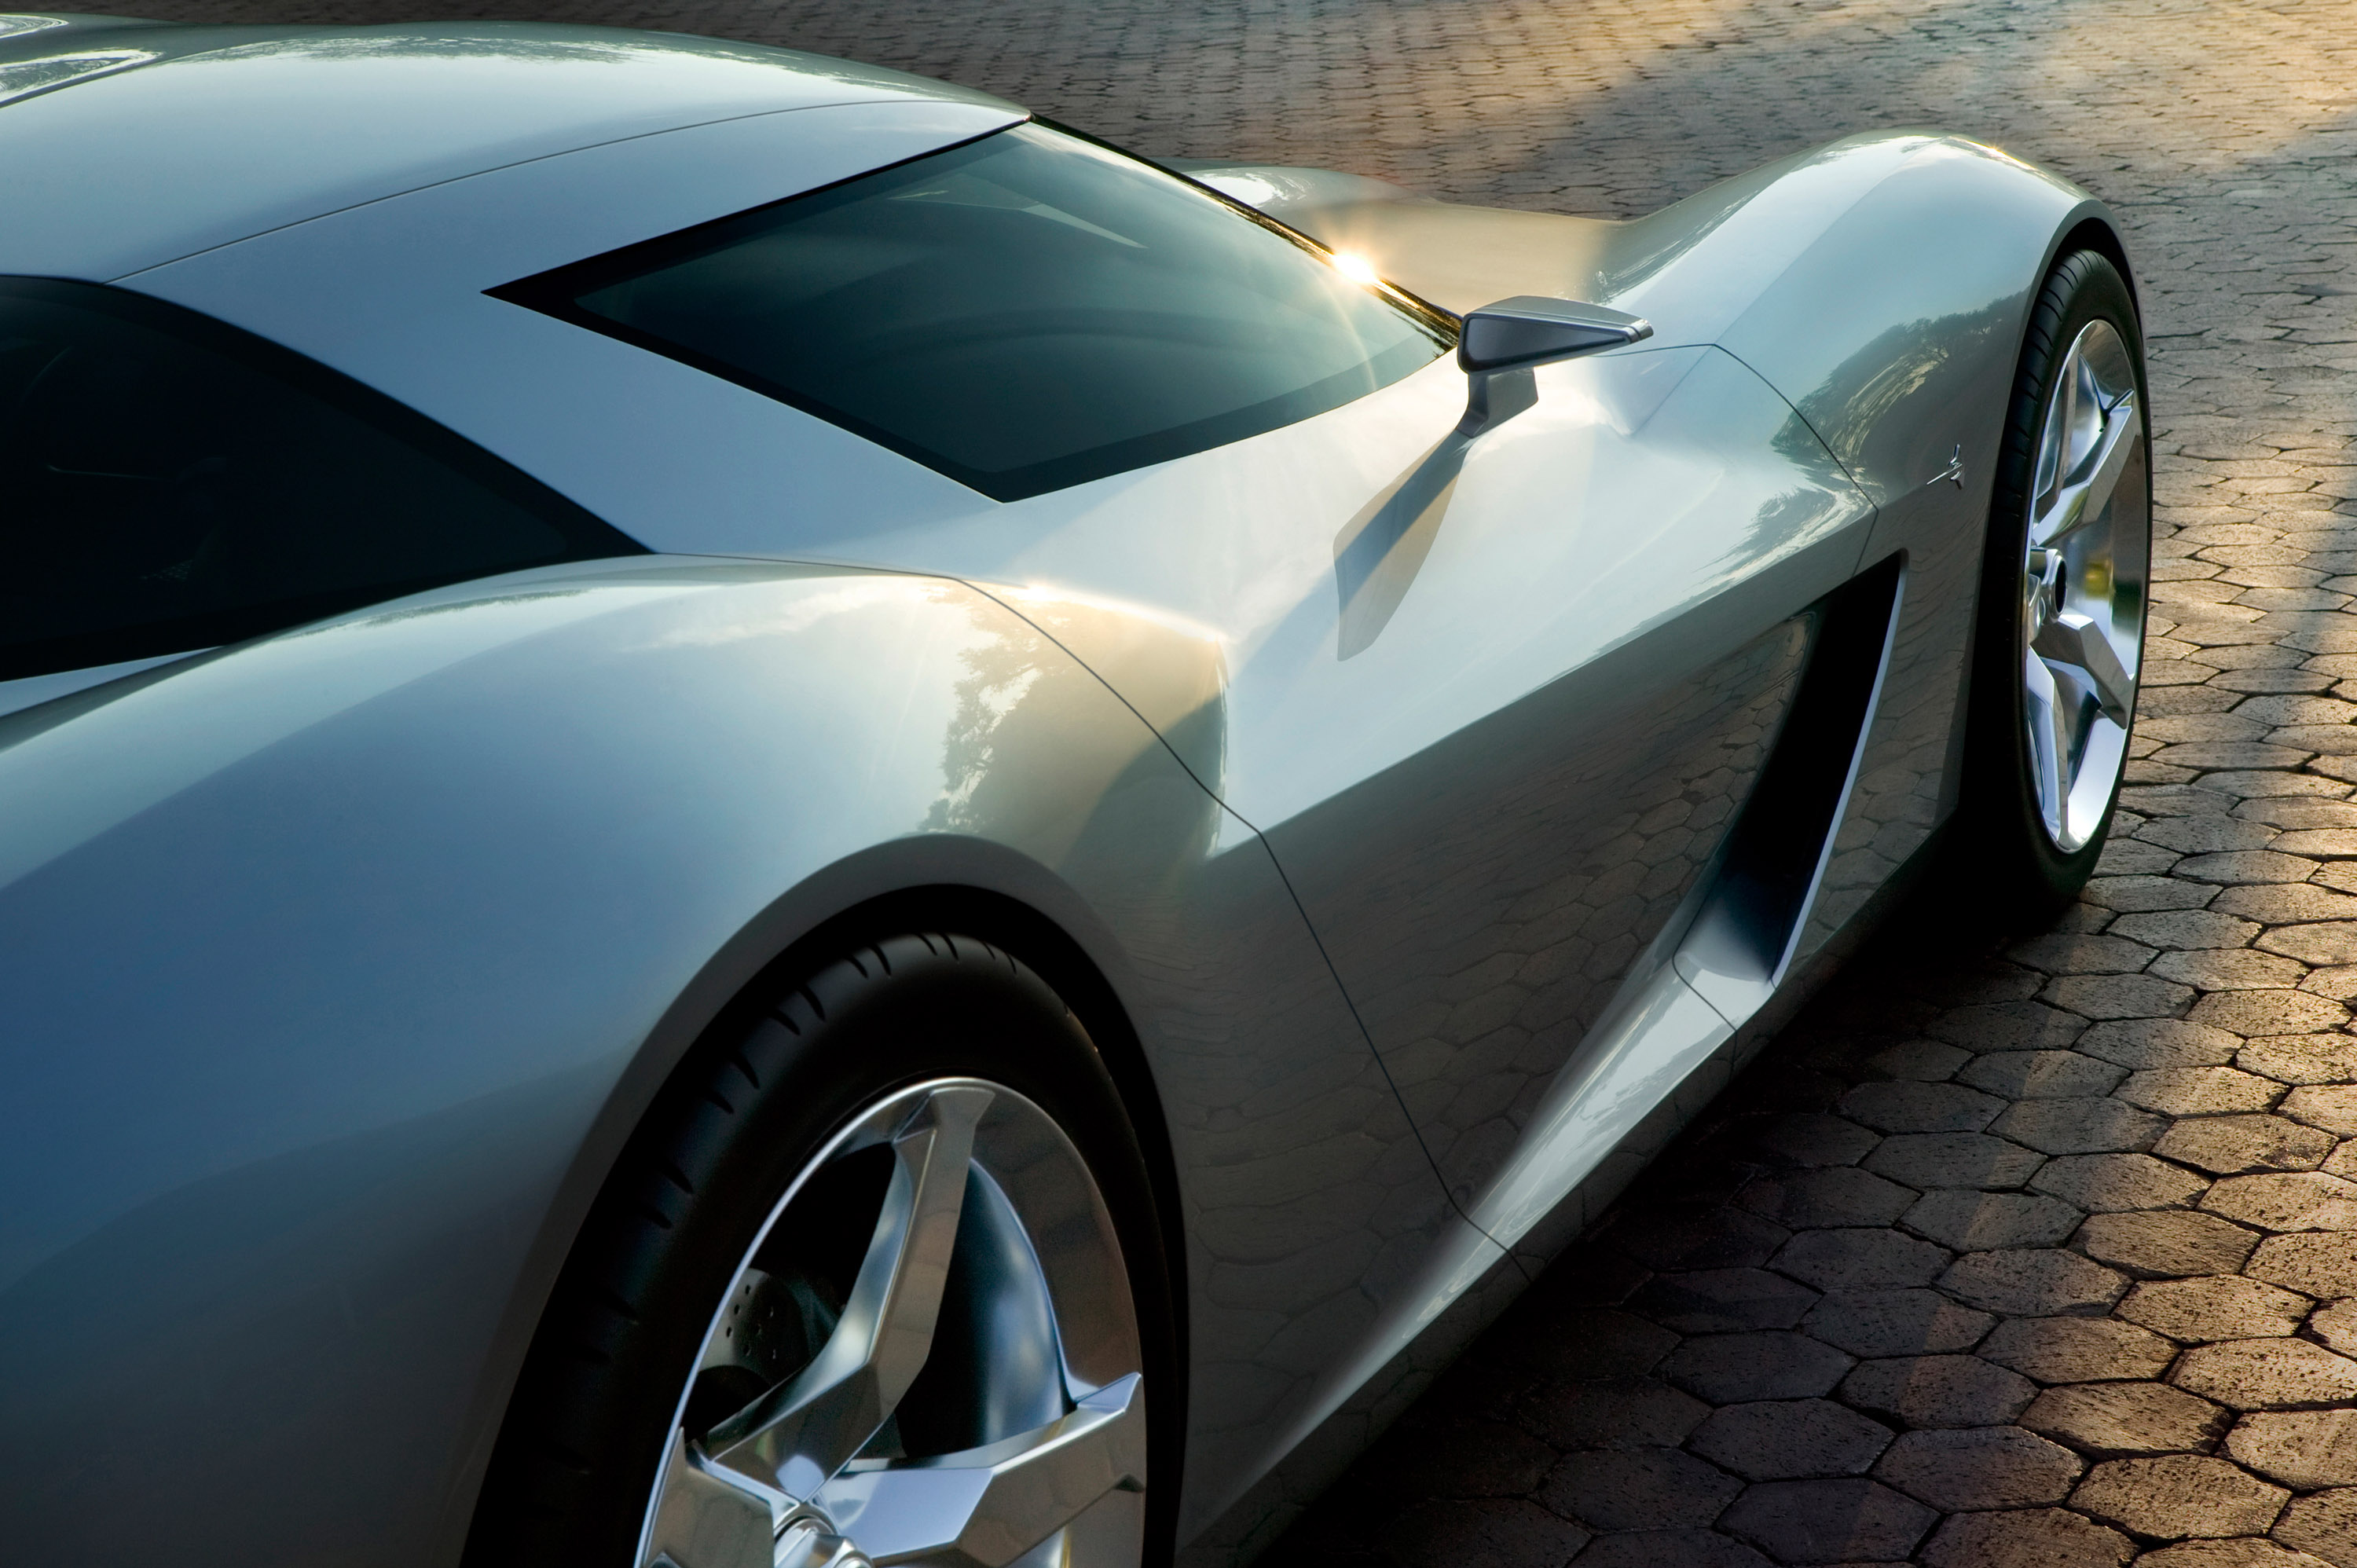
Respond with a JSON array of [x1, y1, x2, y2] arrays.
[[1948, 248, 2151, 924], [468, 934, 1171, 1568]]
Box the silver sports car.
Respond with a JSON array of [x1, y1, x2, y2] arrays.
[[0, 16, 2150, 1568]]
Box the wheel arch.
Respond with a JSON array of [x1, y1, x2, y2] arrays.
[[442, 838, 1188, 1567], [2047, 211, 2142, 323]]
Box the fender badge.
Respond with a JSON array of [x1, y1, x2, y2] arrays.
[[1926, 445, 1965, 490]]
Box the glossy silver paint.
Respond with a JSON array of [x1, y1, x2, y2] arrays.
[[0, 19, 2138, 1568], [0, 557, 1471, 1564]]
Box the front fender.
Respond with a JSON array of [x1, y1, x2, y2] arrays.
[[1209, 131, 2117, 507]]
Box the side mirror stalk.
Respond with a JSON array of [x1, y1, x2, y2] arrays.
[[1455, 296, 1652, 437]]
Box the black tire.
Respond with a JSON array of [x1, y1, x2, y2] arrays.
[[1946, 247, 2150, 928], [464, 932, 1178, 1568]]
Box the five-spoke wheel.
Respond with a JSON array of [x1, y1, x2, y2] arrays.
[[2019, 314, 2148, 854], [639, 1079, 1146, 1568], [1951, 247, 2152, 918]]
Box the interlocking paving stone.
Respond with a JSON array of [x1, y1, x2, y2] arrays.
[[1685, 1400, 1894, 1482], [1659, 1332, 1855, 1404], [2246, 1233, 2357, 1298], [2090, 877, 2222, 914], [1493, 1308, 1678, 1380], [2070, 1455, 2291, 1539], [1838, 1355, 2036, 1428], [2274, 1489, 2357, 1568], [2136, 1541, 2340, 1568], [2080, 1020, 2246, 1071], [1835, 1081, 2005, 1135], [1871, 1425, 2085, 1511], [2114, 911, 2264, 950], [2158, 1117, 2339, 1176], [2142, 818, 2275, 855], [2121, 1068, 2288, 1116], [2150, 951, 2315, 992], [2282, 1085, 2357, 1136], [2192, 991, 2355, 1038], [2014, 934, 2162, 976], [1625, 1269, 1821, 1335], [1517, 1379, 1710, 1452], [2034, 1153, 2213, 1213], [1941, 1249, 2133, 1317], [1565, 1530, 1771, 1568], [2219, 886, 2357, 925], [1868, 1133, 2046, 1191], [2259, 925, 2357, 967], [1798, 1289, 1993, 1359], [1755, 1114, 1882, 1169], [1539, 1447, 1743, 1532], [2172, 1340, 2357, 1410], [1615, 1208, 1792, 1272], [1980, 1317, 2179, 1384], [2077, 1210, 2263, 1278], [1769, 1229, 1951, 1292], [1368, 1418, 1559, 1497], [1994, 1098, 2171, 1156], [2227, 1409, 2357, 1489], [1736, 1168, 1918, 1230], [2174, 854, 2326, 888], [2118, 1277, 2315, 1343], [1391, 1497, 1593, 1568], [1927, 1002, 2088, 1053], [1715, 1478, 1935, 1564], [1899, 1192, 2081, 1255], [2203, 1172, 2357, 1231], [2021, 1382, 2232, 1458], [2048, 975, 2201, 1021], [2311, 1301, 2357, 1357], [1860, 1039, 1970, 1082], [1919, 1508, 2135, 1568], [1963, 1051, 2133, 1101]]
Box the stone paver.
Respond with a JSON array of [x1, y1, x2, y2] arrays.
[[138, 0, 2357, 1558], [2022, 1382, 2231, 1459], [2071, 1455, 2290, 1539]]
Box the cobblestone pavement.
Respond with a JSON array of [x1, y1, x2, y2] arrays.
[[127, 0, 2357, 1560]]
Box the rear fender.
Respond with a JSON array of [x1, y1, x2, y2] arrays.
[[0, 558, 1439, 1565]]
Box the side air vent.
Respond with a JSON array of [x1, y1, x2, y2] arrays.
[[1677, 554, 1904, 1020]]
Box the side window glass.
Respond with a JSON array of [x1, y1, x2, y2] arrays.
[[1, 279, 640, 682], [497, 122, 1454, 502]]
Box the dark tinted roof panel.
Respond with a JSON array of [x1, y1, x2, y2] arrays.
[[498, 123, 1453, 501]]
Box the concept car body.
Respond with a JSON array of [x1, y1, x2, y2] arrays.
[[0, 16, 2153, 1568]]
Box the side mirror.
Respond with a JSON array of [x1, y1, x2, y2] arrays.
[[1456, 296, 1653, 435]]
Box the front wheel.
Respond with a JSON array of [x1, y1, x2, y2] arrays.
[[468, 934, 1173, 1568], [1948, 247, 2152, 924]]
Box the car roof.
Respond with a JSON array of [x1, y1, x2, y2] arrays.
[[0, 13, 1018, 280]]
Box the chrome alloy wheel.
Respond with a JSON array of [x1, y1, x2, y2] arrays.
[[2020, 317, 2149, 852], [637, 1079, 1146, 1568]]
